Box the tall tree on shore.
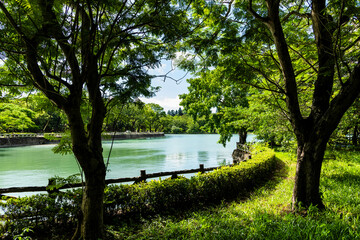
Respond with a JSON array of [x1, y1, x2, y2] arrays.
[[0, 0, 190, 238], [180, 68, 250, 146], [180, 0, 360, 209], [246, 0, 360, 209]]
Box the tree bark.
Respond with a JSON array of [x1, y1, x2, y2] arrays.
[[238, 128, 247, 144], [292, 137, 327, 209], [66, 105, 106, 240], [80, 162, 106, 239]]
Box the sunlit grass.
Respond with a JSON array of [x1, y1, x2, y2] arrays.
[[111, 151, 360, 240]]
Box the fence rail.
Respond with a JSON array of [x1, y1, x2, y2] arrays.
[[0, 164, 225, 196]]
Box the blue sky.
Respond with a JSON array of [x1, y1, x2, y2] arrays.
[[140, 60, 191, 112]]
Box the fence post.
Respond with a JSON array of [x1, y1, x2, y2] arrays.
[[134, 169, 147, 184], [199, 164, 205, 174], [140, 170, 146, 180]]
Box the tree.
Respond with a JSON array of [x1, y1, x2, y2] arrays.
[[104, 100, 145, 132], [180, 68, 250, 146], [246, 0, 360, 209], [0, 102, 37, 132], [180, 0, 360, 209], [26, 93, 67, 132], [245, 91, 294, 147], [146, 103, 166, 132], [0, 1, 190, 238]]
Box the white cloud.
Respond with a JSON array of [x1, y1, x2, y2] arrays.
[[139, 96, 182, 111]]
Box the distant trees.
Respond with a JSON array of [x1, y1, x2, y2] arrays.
[[0, 96, 67, 133], [0, 103, 37, 133], [104, 103, 207, 134], [167, 108, 184, 116], [0, 99, 210, 135]]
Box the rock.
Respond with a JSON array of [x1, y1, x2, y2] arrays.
[[232, 146, 251, 164]]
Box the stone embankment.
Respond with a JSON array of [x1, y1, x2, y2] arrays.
[[0, 132, 164, 148]]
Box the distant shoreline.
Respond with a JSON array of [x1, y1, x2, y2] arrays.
[[0, 132, 165, 148]]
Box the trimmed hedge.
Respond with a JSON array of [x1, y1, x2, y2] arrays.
[[104, 146, 277, 218], [1, 146, 277, 238]]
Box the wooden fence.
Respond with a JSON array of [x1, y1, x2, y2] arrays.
[[0, 164, 225, 197]]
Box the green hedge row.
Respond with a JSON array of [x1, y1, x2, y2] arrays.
[[104, 146, 277, 218], [1, 146, 277, 238]]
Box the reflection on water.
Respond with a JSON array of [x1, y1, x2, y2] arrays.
[[0, 134, 255, 194], [197, 151, 209, 162]]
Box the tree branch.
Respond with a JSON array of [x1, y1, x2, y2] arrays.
[[282, 11, 311, 22], [248, 0, 269, 23]]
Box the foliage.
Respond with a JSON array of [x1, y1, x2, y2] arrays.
[[330, 98, 360, 147], [0, 103, 37, 133], [104, 101, 208, 134], [0, 98, 67, 133], [46, 174, 82, 191], [180, 67, 250, 145], [0, 190, 81, 239], [245, 91, 295, 148], [44, 131, 73, 155], [103, 146, 276, 218], [0, 99, 211, 135], [177, 0, 360, 208], [0, 146, 276, 238], [26, 94, 67, 133]]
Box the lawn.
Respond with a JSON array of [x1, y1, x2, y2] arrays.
[[109, 151, 360, 240]]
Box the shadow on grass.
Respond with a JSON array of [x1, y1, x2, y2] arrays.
[[326, 173, 360, 186], [322, 172, 360, 215]]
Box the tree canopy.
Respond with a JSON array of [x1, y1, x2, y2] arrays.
[[1, 0, 360, 237], [177, 0, 360, 209], [0, 0, 194, 238], [180, 67, 250, 145]]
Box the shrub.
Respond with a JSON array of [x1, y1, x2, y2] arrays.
[[103, 146, 277, 218], [1, 147, 277, 237], [0, 190, 81, 239]]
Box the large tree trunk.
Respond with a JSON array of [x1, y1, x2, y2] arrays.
[[81, 160, 106, 239], [292, 138, 328, 209], [66, 94, 106, 239]]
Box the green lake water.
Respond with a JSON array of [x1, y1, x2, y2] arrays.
[[0, 134, 255, 197]]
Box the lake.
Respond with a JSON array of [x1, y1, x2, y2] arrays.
[[0, 134, 255, 196]]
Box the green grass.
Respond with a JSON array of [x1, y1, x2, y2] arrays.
[[108, 151, 360, 240]]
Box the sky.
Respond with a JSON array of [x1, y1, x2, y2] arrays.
[[139, 60, 191, 112]]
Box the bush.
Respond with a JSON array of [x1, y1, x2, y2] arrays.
[[104, 146, 277, 218], [1, 147, 277, 237], [0, 190, 81, 239]]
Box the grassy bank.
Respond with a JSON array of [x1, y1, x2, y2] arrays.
[[110, 151, 360, 239]]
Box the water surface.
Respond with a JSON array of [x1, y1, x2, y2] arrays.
[[0, 134, 254, 196]]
